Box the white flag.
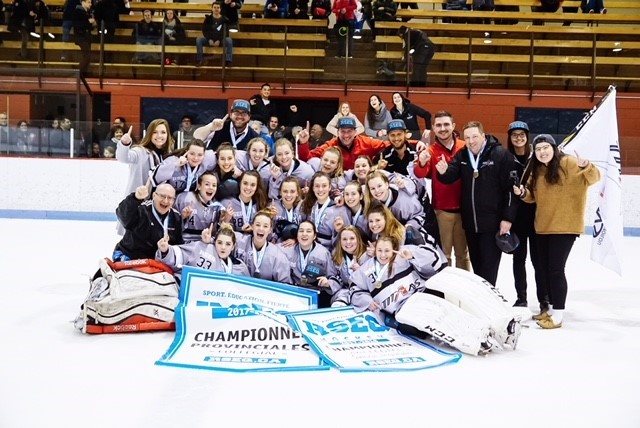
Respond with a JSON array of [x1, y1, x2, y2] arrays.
[[559, 86, 623, 275]]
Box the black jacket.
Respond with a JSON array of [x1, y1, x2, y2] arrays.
[[438, 135, 518, 233], [205, 119, 259, 151], [201, 13, 228, 42], [510, 151, 536, 235], [115, 192, 184, 260], [390, 102, 432, 133]]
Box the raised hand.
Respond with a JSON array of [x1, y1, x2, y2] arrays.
[[435, 154, 448, 174], [201, 223, 214, 244], [181, 205, 194, 219], [211, 114, 229, 132], [134, 184, 149, 200], [395, 248, 413, 260], [296, 121, 310, 144], [120, 125, 133, 146], [177, 155, 188, 167], [418, 148, 431, 166], [575, 150, 589, 168], [157, 235, 170, 253], [270, 163, 282, 179]]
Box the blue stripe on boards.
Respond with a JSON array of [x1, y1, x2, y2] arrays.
[[0, 210, 116, 222]]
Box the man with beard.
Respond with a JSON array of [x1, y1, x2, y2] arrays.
[[193, 99, 259, 151]]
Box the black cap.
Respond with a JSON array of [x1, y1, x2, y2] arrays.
[[495, 232, 520, 254]]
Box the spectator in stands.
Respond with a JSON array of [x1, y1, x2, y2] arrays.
[[398, 0, 417, 22], [28, 0, 50, 37], [249, 83, 277, 126], [7, 0, 30, 58], [354, 0, 374, 38], [264, 0, 289, 18], [132, 9, 161, 64], [72, 0, 95, 73], [59, 117, 71, 132], [288, 0, 308, 18], [581, 0, 605, 13], [309, 123, 332, 148], [93, 0, 121, 44], [326, 101, 365, 136], [398, 25, 435, 87], [113, 117, 126, 127], [310, 0, 331, 19], [103, 146, 116, 158], [172, 115, 196, 145], [372, 0, 397, 23], [364, 94, 392, 138], [222, 0, 242, 27], [333, 0, 357, 58], [533, 0, 563, 25], [193, 99, 259, 151], [389, 92, 431, 137], [162, 9, 186, 65], [102, 124, 124, 151], [14, 120, 36, 152], [0, 113, 9, 146], [196, 1, 233, 67], [61, 0, 81, 57]]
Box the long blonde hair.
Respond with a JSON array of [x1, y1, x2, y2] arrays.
[[367, 202, 405, 245], [333, 226, 367, 265]]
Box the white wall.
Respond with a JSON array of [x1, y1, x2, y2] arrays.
[[0, 157, 639, 228]]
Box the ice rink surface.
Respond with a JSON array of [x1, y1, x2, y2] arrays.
[[1, 218, 639, 428]]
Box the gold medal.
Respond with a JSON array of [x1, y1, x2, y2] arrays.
[[301, 276, 308, 286], [375, 281, 382, 289], [473, 171, 479, 179]]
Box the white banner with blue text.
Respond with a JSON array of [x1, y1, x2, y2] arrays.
[[156, 267, 328, 372], [286, 307, 461, 372]]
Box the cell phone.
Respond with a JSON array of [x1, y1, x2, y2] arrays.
[[509, 170, 519, 186]]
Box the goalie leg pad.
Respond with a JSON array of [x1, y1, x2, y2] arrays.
[[395, 293, 492, 356], [424, 267, 522, 349]]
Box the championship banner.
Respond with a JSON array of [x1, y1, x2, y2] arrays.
[[156, 267, 328, 372], [559, 86, 623, 275], [286, 307, 461, 372]]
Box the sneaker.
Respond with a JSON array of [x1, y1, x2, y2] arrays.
[[537, 317, 562, 329], [532, 310, 550, 321], [513, 299, 528, 307], [600, 8, 607, 14]]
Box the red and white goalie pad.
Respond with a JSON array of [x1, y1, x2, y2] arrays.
[[75, 258, 179, 334]]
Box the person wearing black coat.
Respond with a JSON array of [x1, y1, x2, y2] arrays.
[[506, 121, 545, 309], [113, 183, 184, 261], [390, 92, 431, 137], [436, 121, 518, 285], [72, 0, 94, 73], [398, 25, 436, 87]]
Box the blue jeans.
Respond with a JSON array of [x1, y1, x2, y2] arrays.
[[62, 20, 73, 42], [196, 37, 233, 62]]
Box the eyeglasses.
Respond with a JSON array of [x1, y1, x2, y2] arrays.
[[511, 132, 526, 139], [155, 193, 176, 201], [534, 144, 553, 152]]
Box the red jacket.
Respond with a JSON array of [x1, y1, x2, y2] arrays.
[[332, 0, 357, 20], [413, 138, 466, 211], [298, 134, 389, 170]]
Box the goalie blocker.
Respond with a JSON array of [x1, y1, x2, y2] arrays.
[[74, 258, 179, 334]]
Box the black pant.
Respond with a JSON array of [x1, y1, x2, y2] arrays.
[[535, 234, 577, 310], [512, 227, 543, 304], [411, 44, 435, 87], [465, 230, 502, 285]]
